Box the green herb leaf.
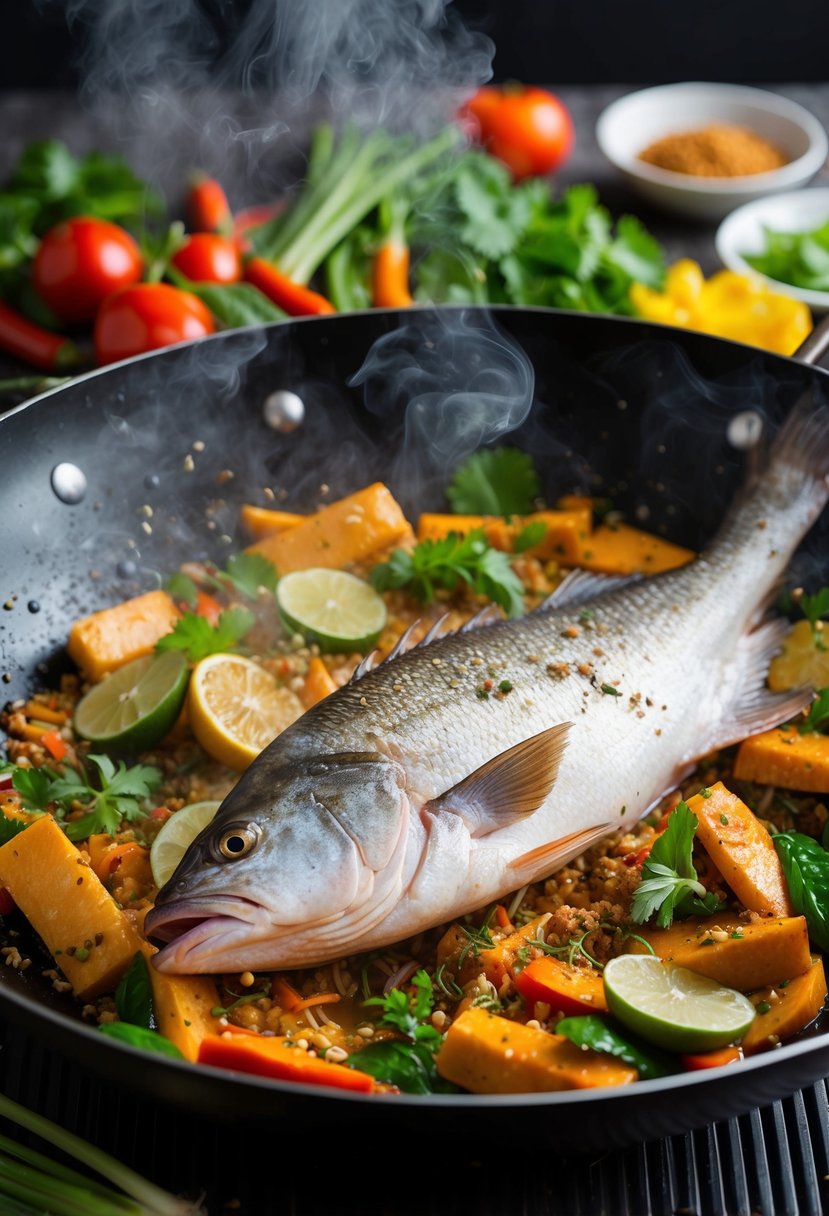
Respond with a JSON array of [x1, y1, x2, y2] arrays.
[[631, 802, 724, 928], [99, 1022, 184, 1059], [556, 1014, 677, 1080], [800, 687, 829, 734], [115, 952, 153, 1030], [513, 520, 548, 553], [171, 275, 286, 327], [11, 767, 53, 812], [220, 553, 278, 599], [343, 1039, 459, 1094], [165, 571, 198, 608], [372, 529, 525, 618], [801, 588, 829, 626], [745, 221, 829, 293], [447, 448, 540, 516], [364, 969, 440, 1047], [155, 606, 255, 662], [774, 831, 829, 951], [0, 814, 34, 847]]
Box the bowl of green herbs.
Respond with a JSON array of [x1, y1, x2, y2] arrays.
[[716, 188, 829, 312]]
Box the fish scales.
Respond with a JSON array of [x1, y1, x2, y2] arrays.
[[146, 402, 829, 972]]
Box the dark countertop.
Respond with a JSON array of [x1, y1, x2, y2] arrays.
[[1, 84, 829, 1216]]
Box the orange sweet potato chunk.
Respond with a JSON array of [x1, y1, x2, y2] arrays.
[[688, 782, 793, 916], [0, 815, 142, 1000], [140, 942, 223, 1061], [299, 657, 339, 709], [240, 504, 305, 539], [733, 725, 829, 794], [68, 590, 180, 683], [741, 955, 827, 1054], [416, 509, 591, 564], [574, 522, 694, 575]]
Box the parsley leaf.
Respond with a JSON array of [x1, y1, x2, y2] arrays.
[[447, 448, 540, 516], [11, 767, 53, 812], [155, 607, 255, 662], [631, 802, 724, 928], [8, 755, 162, 842], [800, 687, 829, 735], [219, 553, 278, 599], [364, 969, 440, 1044], [371, 530, 525, 617], [801, 588, 829, 626]]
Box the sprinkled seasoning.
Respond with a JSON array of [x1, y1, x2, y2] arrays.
[[601, 684, 621, 696]]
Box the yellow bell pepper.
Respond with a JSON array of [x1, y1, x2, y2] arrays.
[[631, 259, 812, 356]]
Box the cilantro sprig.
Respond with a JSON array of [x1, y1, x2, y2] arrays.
[[447, 447, 540, 517], [155, 606, 255, 662], [631, 801, 725, 928], [800, 587, 829, 651], [800, 687, 829, 735], [371, 529, 525, 617], [166, 554, 278, 610], [9, 754, 162, 841]]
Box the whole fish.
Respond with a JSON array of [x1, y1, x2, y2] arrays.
[[147, 403, 829, 973]]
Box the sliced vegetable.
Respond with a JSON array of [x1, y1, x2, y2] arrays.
[[773, 832, 829, 951], [514, 955, 608, 1015], [603, 955, 756, 1053], [556, 1014, 676, 1080], [276, 568, 387, 654], [187, 653, 304, 771], [741, 954, 827, 1054], [74, 650, 189, 752], [299, 657, 339, 710], [0, 814, 143, 1000], [248, 482, 414, 573], [478, 912, 551, 988], [141, 942, 224, 1061], [149, 800, 220, 888], [67, 589, 180, 683], [435, 1006, 637, 1093], [575, 522, 694, 575], [417, 508, 590, 564], [733, 724, 829, 793], [626, 913, 812, 991], [240, 503, 305, 539], [198, 1034, 375, 1092], [0, 299, 80, 371], [687, 782, 793, 917]]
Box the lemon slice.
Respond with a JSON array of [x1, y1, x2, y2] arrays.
[[188, 653, 303, 771], [276, 568, 387, 653], [150, 800, 221, 887], [74, 651, 189, 752], [768, 619, 829, 691], [603, 955, 756, 1053]]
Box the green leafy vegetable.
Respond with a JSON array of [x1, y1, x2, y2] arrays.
[[115, 952, 153, 1030], [801, 587, 829, 626], [799, 687, 829, 734], [447, 447, 540, 516], [168, 268, 285, 327], [99, 1022, 185, 1060], [513, 520, 548, 553], [165, 571, 198, 608], [631, 802, 724, 928], [371, 530, 525, 617], [745, 219, 829, 292], [11, 767, 53, 812], [155, 607, 255, 662], [8, 755, 162, 842], [774, 831, 829, 951], [556, 1014, 677, 1080], [217, 553, 278, 599]]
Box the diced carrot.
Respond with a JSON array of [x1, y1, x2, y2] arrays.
[[248, 483, 414, 573], [198, 1034, 375, 1092], [478, 914, 552, 989], [23, 702, 67, 726], [194, 591, 222, 626], [240, 504, 305, 539], [67, 590, 180, 683], [573, 522, 694, 575], [494, 904, 511, 930], [687, 782, 793, 916], [733, 725, 829, 793], [514, 956, 608, 1015], [271, 976, 304, 1011], [300, 658, 338, 710], [41, 730, 68, 762], [99, 842, 151, 885], [681, 1046, 742, 1071]]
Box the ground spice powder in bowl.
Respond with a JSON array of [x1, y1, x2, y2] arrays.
[[639, 124, 789, 178]]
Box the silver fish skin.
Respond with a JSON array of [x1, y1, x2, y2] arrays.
[[147, 403, 829, 974]]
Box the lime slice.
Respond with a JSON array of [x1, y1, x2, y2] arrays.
[[150, 800, 221, 887], [74, 651, 189, 752], [603, 955, 756, 1053], [276, 568, 387, 653]]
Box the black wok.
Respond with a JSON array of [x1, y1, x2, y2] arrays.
[[1, 305, 828, 1153]]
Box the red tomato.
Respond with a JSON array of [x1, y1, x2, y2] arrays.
[[33, 216, 143, 324], [463, 85, 574, 180], [171, 233, 241, 284], [94, 283, 215, 365]]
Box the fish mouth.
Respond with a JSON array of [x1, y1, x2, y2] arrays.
[[145, 895, 272, 973]]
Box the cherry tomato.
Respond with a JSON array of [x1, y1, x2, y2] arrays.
[[171, 233, 242, 284], [33, 216, 143, 324], [463, 85, 574, 180], [94, 283, 215, 365]]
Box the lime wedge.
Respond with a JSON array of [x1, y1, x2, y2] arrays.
[[603, 955, 756, 1053], [276, 568, 387, 653], [74, 651, 189, 752], [150, 800, 221, 887]]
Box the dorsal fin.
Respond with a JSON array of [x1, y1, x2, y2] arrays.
[[428, 722, 571, 837], [536, 569, 640, 614], [416, 612, 453, 648], [348, 650, 379, 684], [459, 604, 502, 633]]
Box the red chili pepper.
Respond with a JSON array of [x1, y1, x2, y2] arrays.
[[41, 730, 68, 762], [623, 845, 652, 868], [186, 174, 233, 237], [0, 888, 15, 916], [0, 301, 80, 372], [198, 1034, 374, 1092], [244, 257, 335, 317]]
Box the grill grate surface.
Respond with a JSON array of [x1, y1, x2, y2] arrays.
[[1, 1019, 827, 1216]]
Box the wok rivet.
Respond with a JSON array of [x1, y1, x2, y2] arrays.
[[728, 411, 764, 450], [264, 390, 305, 432], [51, 463, 87, 505]]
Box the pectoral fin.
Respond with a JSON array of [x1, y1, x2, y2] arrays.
[[508, 822, 612, 874], [428, 722, 571, 837]]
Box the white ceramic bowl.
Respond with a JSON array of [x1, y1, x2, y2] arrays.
[[715, 188, 829, 312], [596, 83, 828, 221]]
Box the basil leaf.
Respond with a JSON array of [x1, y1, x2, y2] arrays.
[[99, 1022, 184, 1059], [173, 276, 285, 328], [556, 1014, 677, 1080], [115, 952, 153, 1030], [344, 1040, 457, 1094], [774, 832, 829, 951]]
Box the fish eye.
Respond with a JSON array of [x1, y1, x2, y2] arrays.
[[214, 824, 260, 862]]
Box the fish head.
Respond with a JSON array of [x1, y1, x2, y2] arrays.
[[145, 750, 412, 973]]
